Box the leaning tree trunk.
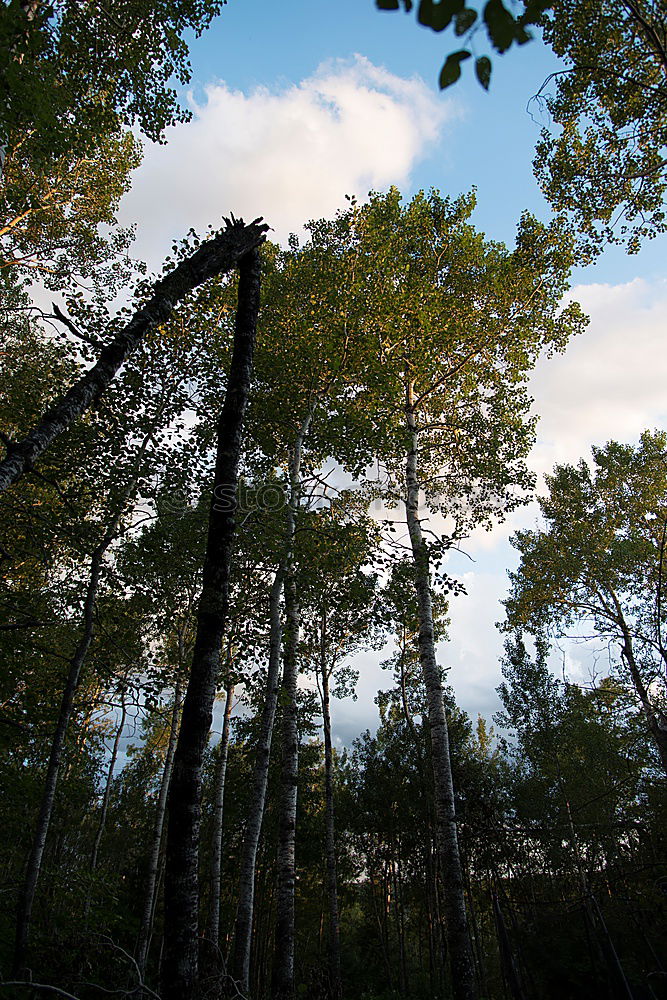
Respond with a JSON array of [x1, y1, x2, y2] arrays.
[[0, 218, 267, 495], [136, 678, 183, 978], [319, 608, 342, 1000], [206, 671, 235, 950], [161, 246, 261, 1000], [12, 426, 153, 976], [403, 382, 477, 1000], [231, 568, 285, 995]]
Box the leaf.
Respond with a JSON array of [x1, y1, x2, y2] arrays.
[[483, 0, 517, 53], [475, 55, 492, 89], [454, 8, 477, 35], [376, 0, 400, 8], [418, 0, 464, 32], [439, 49, 471, 89]]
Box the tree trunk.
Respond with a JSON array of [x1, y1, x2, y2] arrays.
[[12, 484, 132, 975], [0, 218, 267, 494], [403, 382, 477, 1000], [231, 569, 284, 995], [136, 680, 183, 978], [206, 674, 235, 950], [492, 892, 526, 1000], [271, 415, 312, 1000], [617, 611, 667, 775], [13, 569, 100, 975], [89, 684, 128, 877], [272, 570, 300, 1000], [320, 610, 342, 1000], [161, 246, 261, 1000]]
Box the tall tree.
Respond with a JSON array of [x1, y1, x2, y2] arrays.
[[504, 431, 667, 774], [299, 511, 383, 1000], [161, 244, 261, 1000], [302, 186, 584, 1000]]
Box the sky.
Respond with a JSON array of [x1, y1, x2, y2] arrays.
[[116, 0, 667, 747]]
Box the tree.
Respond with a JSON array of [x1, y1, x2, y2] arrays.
[[323, 186, 584, 1000], [376, 1, 667, 254], [496, 633, 654, 997], [299, 510, 384, 1000], [504, 431, 667, 775], [534, 0, 667, 254], [0, 0, 228, 163], [161, 246, 261, 1000], [0, 218, 268, 494]]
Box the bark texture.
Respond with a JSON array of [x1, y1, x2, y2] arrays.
[[161, 246, 261, 1000], [0, 218, 268, 495], [231, 569, 284, 995], [403, 383, 477, 1000]]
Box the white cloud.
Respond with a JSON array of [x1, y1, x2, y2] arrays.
[[529, 276, 667, 478], [454, 276, 667, 561], [120, 56, 453, 269], [426, 275, 667, 726]]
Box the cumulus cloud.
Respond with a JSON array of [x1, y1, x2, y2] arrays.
[[529, 277, 667, 477], [120, 56, 453, 269]]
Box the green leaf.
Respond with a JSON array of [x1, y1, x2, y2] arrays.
[[418, 0, 464, 32], [439, 49, 471, 89], [483, 0, 516, 53], [376, 0, 400, 9], [475, 55, 491, 89], [454, 8, 477, 35]]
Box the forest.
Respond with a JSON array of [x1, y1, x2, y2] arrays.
[[0, 2, 666, 1000]]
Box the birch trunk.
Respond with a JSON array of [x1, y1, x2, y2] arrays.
[[161, 246, 261, 1000], [272, 569, 300, 1000], [136, 679, 182, 978], [231, 569, 284, 994], [271, 413, 311, 1000], [0, 218, 267, 494], [207, 674, 235, 949], [320, 610, 342, 1000], [403, 381, 477, 1000]]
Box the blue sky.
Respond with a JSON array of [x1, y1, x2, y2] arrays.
[[180, 0, 665, 285], [117, 1, 667, 745]]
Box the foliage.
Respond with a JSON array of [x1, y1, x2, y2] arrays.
[[504, 431, 667, 771], [375, 0, 552, 90], [534, 0, 667, 253]]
